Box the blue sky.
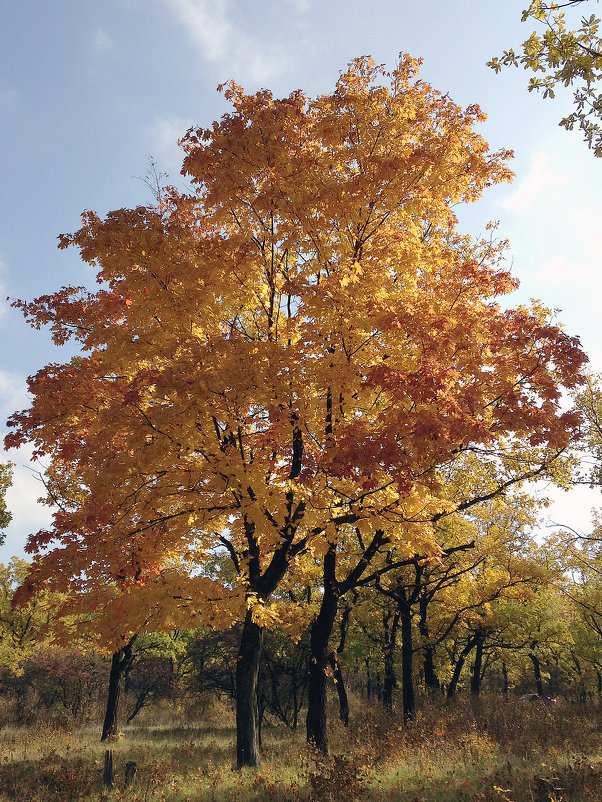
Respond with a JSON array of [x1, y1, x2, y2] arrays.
[[1, 0, 601, 558]]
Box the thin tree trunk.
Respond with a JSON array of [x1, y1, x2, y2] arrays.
[[306, 545, 339, 753], [470, 632, 485, 696], [328, 653, 349, 726], [447, 635, 477, 699], [382, 609, 400, 713], [101, 638, 135, 741], [236, 609, 264, 768], [400, 600, 415, 722], [419, 595, 439, 692]]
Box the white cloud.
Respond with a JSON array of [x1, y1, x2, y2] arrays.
[[92, 27, 114, 53], [145, 116, 194, 178], [284, 0, 311, 12], [0, 371, 53, 559], [533, 253, 586, 285], [2, 449, 53, 558], [161, 0, 296, 84], [496, 135, 602, 371], [500, 153, 568, 213], [0, 370, 29, 421]]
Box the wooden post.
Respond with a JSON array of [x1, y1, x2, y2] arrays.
[[103, 749, 114, 789], [125, 761, 137, 788]]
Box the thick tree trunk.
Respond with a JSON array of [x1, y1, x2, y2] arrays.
[[470, 632, 485, 696], [236, 609, 264, 768], [529, 645, 544, 697], [423, 646, 439, 692], [306, 545, 339, 753], [101, 639, 135, 741], [502, 661, 509, 694], [400, 602, 415, 722]]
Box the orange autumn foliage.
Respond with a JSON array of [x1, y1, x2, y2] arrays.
[[5, 56, 586, 645]]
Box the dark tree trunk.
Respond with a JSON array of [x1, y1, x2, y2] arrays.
[[236, 609, 264, 768], [400, 600, 415, 722], [502, 661, 509, 694], [328, 653, 349, 726], [470, 632, 485, 696], [382, 610, 400, 713], [419, 595, 439, 692], [529, 645, 544, 697], [101, 639, 135, 741], [306, 545, 339, 753], [447, 635, 477, 699], [365, 658, 372, 700]]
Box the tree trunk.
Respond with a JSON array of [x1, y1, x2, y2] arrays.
[[529, 645, 543, 697], [419, 595, 439, 692], [306, 545, 339, 753], [328, 653, 349, 726], [101, 638, 135, 741], [502, 661, 509, 694], [447, 635, 477, 699], [236, 609, 264, 768], [400, 601, 415, 722], [382, 610, 400, 713], [470, 632, 485, 696]]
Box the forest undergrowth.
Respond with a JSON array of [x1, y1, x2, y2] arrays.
[[0, 695, 600, 801]]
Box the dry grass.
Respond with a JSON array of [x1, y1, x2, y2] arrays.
[[0, 696, 600, 801]]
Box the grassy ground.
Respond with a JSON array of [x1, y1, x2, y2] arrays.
[[0, 697, 600, 801]]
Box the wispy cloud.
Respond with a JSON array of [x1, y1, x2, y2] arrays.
[[0, 86, 20, 109], [497, 135, 602, 371], [92, 27, 114, 53], [0, 256, 10, 321], [145, 116, 195, 178], [0, 371, 53, 559], [160, 0, 298, 84], [500, 153, 568, 214], [533, 253, 587, 286]]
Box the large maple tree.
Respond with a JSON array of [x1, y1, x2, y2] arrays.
[[6, 55, 587, 765]]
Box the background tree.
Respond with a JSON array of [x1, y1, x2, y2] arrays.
[[490, 0, 602, 155], [0, 463, 12, 540]]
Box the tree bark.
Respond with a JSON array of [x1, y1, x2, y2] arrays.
[[419, 596, 439, 691], [328, 653, 349, 726], [101, 638, 135, 741], [236, 609, 264, 768], [447, 635, 477, 699], [400, 600, 415, 722], [382, 609, 400, 713], [470, 631, 485, 696], [529, 644, 544, 697], [306, 545, 339, 753]]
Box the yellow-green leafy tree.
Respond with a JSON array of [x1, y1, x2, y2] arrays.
[[490, 1, 602, 154]]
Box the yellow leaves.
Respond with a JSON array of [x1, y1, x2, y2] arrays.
[[339, 262, 363, 289]]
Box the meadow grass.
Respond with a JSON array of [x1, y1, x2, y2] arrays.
[[0, 696, 600, 801]]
